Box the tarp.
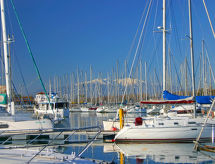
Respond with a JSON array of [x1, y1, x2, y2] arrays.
[[163, 90, 215, 104]]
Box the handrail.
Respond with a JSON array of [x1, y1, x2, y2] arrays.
[[0, 126, 102, 163], [72, 127, 102, 161]]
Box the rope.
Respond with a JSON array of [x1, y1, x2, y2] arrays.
[[9, 0, 50, 104], [193, 98, 215, 150], [203, 0, 215, 39]]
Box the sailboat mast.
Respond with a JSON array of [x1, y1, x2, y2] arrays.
[[162, 0, 166, 93], [188, 0, 196, 118], [1, 0, 12, 114], [145, 62, 148, 100]]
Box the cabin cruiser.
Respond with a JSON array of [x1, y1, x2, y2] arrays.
[[34, 92, 69, 122]]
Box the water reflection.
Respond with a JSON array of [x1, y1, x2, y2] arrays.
[[106, 143, 214, 163]]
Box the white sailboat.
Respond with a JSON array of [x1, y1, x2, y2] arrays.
[[0, 0, 53, 131], [114, 0, 215, 142]]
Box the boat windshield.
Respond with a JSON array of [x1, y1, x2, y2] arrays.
[[55, 102, 68, 108]]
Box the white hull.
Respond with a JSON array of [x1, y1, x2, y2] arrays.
[[0, 119, 53, 132], [96, 107, 108, 113], [114, 117, 215, 142], [115, 125, 213, 142], [34, 108, 70, 119], [80, 107, 97, 112], [80, 107, 90, 112], [70, 107, 81, 112]]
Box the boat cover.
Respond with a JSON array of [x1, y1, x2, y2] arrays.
[[163, 90, 215, 104]]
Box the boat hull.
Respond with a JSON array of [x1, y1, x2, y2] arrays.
[[114, 125, 214, 143], [0, 119, 53, 132]]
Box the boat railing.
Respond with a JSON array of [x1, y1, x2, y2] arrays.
[[0, 126, 102, 163]]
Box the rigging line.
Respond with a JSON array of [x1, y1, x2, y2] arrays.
[[203, 0, 215, 39], [5, 0, 14, 39], [205, 47, 215, 87], [125, 0, 150, 63], [137, 2, 153, 62], [9, 0, 51, 104], [14, 51, 32, 105], [151, 0, 160, 73], [147, 34, 161, 74], [192, 2, 206, 41], [169, 0, 183, 58], [0, 52, 25, 106], [154, 68, 162, 97], [11, 81, 24, 107], [121, 0, 153, 105], [168, 49, 183, 93], [195, 54, 202, 94], [152, 0, 159, 33]]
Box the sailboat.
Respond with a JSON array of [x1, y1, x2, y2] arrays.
[[0, 0, 53, 131], [114, 0, 215, 142]]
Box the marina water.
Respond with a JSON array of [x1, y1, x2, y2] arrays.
[[55, 112, 215, 163]]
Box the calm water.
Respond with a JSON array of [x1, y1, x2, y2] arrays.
[[56, 112, 215, 164]]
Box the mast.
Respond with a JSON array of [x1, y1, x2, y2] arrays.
[[77, 67, 80, 105], [107, 73, 109, 104], [188, 0, 196, 117], [185, 57, 188, 95], [85, 72, 88, 103], [124, 60, 127, 102], [162, 0, 166, 93], [90, 65, 92, 104], [1, 0, 13, 114], [168, 48, 173, 93], [139, 60, 142, 101], [145, 62, 148, 100]]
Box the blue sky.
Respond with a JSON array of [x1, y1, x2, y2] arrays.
[[3, 0, 215, 94]]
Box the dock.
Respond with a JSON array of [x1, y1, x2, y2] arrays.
[[0, 128, 117, 144]]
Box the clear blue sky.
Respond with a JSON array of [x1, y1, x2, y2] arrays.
[[4, 0, 215, 94]]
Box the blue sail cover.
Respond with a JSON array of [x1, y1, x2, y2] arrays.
[[163, 90, 215, 104]]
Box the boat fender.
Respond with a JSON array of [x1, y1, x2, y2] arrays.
[[111, 127, 118, 131], [207, 111, 214, 118], [135, 117, 143, 126], [212, 111, 214, 118]]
